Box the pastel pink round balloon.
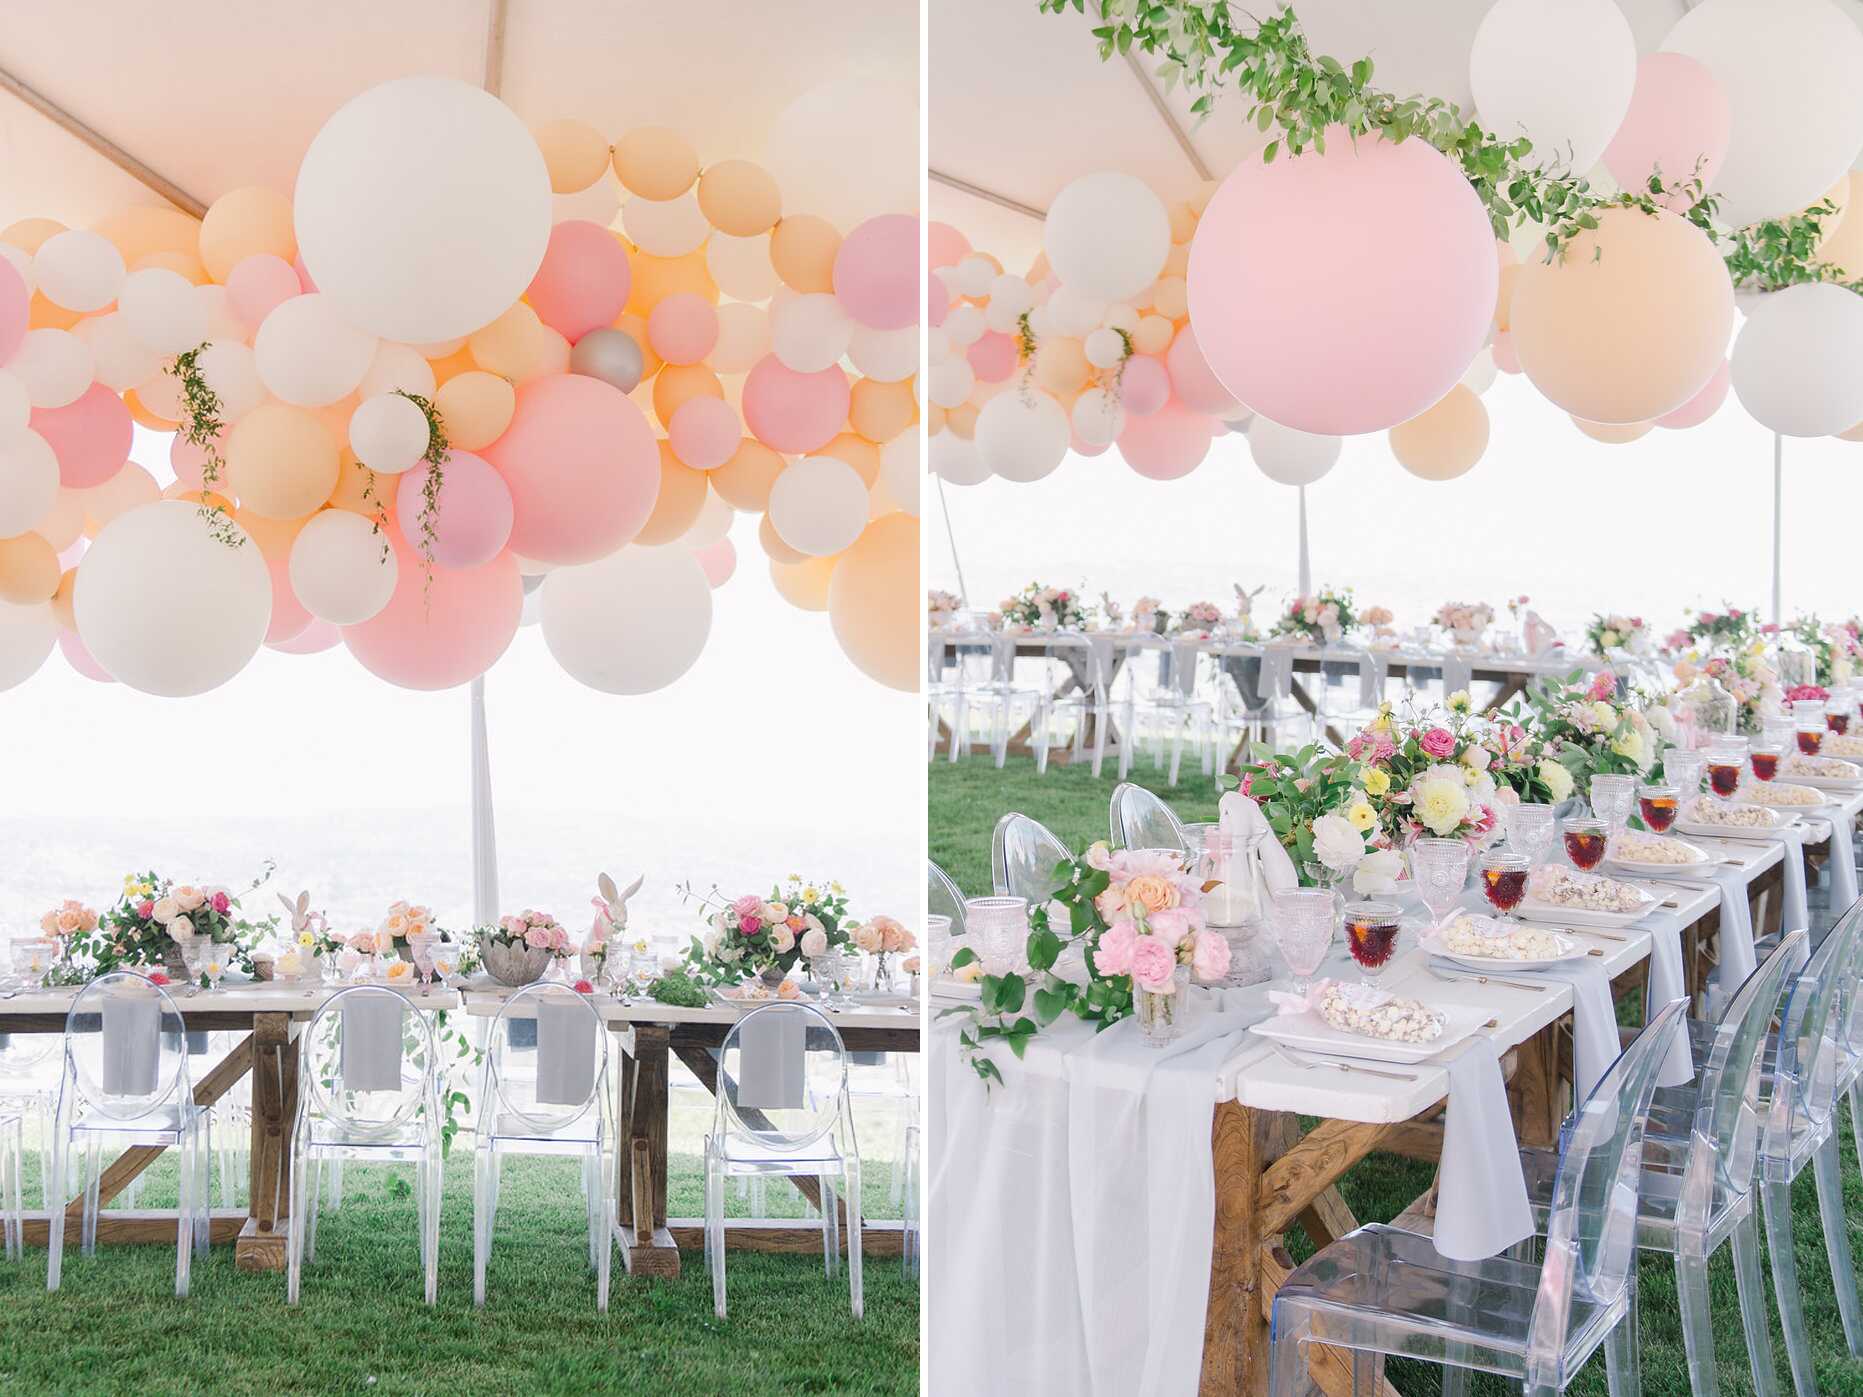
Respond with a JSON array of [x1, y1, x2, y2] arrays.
[[742, 354, 849, 454], [1491, 331, 1522, 375], [225, 254, 302, 332], [928, 272, 951, 328], [967, 331, 1018, 383], [526, 220, 632, 343], [1121, 355, 1171, 417], [263, 549, 313, 645], [648, 292, 718, 365], [1656, 358, 1730, 429], [0, 257, 27, 364], [31, 383, 133, 488], [1070, 432, 1110, 458], [695, 537, 736, 588], [170, 430, 225, 493], [1117, 401, 1216, 480], [58, 628, 115, 683], [668, 395, 741, 470], [481, 373, 660, 564], [1165, 325, 1240, 415], [834, 214, 919, 330], [395, 449, 514, 570], [929, 221, 971, 271], [269, 617, 340, 654], [1603, 54, 1731, 212], [293, 254, 318, 294], [1189, 127, 1497, 435], [342, 530, 521, 690]]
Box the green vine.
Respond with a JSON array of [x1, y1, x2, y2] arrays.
[[1015, 309, 1040, 404], [356, 466, 391, 564], [166, 345, 242, 548], [394, 389, 449, 608]]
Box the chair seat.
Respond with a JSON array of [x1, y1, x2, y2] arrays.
[[303, 1120, 431, 1154], [480, 1110, 601, 1148], [709, 1131, 845, 1174], [1271, 1223, 1620, 1380], [69, 1102, 203, 1141]]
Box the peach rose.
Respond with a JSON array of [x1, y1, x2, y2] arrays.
[[770, 924, 796, 953], [1122, 874, 1180, 916], [853, 923, 884, 954], [173, 886, 205, 913], [152, 896, 181, 925]]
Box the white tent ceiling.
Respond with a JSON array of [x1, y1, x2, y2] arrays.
[[0, 0, 917, 229]]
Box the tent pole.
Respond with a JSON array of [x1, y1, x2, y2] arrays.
[[936, 473, 971, 607], [1771, 433, 1783, 626], [469, 675, 499, 925], [1297, 485, 1312, 597]]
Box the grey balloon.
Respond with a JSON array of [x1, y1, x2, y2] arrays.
[[569, 328, 645, 393]]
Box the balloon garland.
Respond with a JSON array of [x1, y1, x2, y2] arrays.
[[0, 76, 920, 698]]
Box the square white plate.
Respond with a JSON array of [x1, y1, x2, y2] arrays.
[[1515, 888, 1655, 929], [1607, 837, 1711, 876], [1418, 927, 1587, 969], [1248, 998, 1489, 1065], [1673, 804, 1792, 839]]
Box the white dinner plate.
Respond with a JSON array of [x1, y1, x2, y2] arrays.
[[1417, 927, 1587, 970], [1779, 769, 1863, 792], [1672, 805, 1793, 839], [1607, 837, 1711, 876], [929, 976, 982, 1002], [1515, 887, 1655, 929], [1248, 999, 1489, 1065]]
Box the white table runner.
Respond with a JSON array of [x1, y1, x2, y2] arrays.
[[1431, 1034, 1533, 1261]]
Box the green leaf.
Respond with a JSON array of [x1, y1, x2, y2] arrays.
[[1026, 926, 1063, 972]]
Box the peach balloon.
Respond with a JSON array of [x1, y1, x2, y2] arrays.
[[667, 395, 740, 470], [1510, 207, 1732, 425], [30, 383, 133, 488], [711, 438, 785, 511], [533, 118, 611, 194], [233, 507, 310, 564], [526, 220, 632, 342], [1116, 402, 1215, 480], [827, 512, 916, 691], [758, 511, 807, 564], [199, 186, 296, 283], [1121, 355, 1171, 417], [227, 404, 340, 518], [1573, 417, 1652, 444], [1656, 359, 1730, 429], [770, 216, 842, 294], [481, 373, 660, 563], [426, 342, 477, 388], [651, 363, 723, 430], [697, 160, 781, 237], [624, 248, 717, 317], [1602, 54, 1731, 212], [0, 257, 26, 364], [1490, 330, 1521, 374], [1390, 386, 1489, 480], [1839, 420, 1863, 443], [224, 253, 302, 332], [850, 377, 918, 443], [0, 531, 57, 602], [77, 460, 158, 534], [612, 127, 699, 201], [326, 451, 396, 520], [647, 292, 719, 365], [694, 537, 736, 587], [1820, 179, 1863, 279], [633, 443, 709, 545], [269, 617, 340, 654], [2, 218, 63, 253], [394, 449, 513, 569], [434, 370, 517, 450], [469, 302, 556, 381], [91, 205, 201, 274], [770, 554, 837, 611], [49, 565, 77, 629], [342, 530, 521, 690], [742, 355, 848, 454]]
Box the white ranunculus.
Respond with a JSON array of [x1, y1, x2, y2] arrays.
[[1311, 813, 1367, 871], [1352, 849, 1403, 895], [151, 896, 180, 924]]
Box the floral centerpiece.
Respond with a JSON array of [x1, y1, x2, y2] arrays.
[[1675, 648, 1780, 736], [1174, 600, 1223, 636], [1585, 614, 1648, 656], [37, 899, 98, 946], [1270, 586, 1356, 645], [927, 589, 962, 628], [1785, 683, 1830, 705], [681, 875, 851, 987], [1504, 670, 1665, 786], [998, 582, 1091, 632], [1362, 605, 1395, 641], [1788, 615, 1859, 687], [1433, 601, 1494, 647], [1685, 605, 1758, 651], [850, 913, 917, 990], [1130, 595, 1167, 634], [67, 870, 256, 980], [1341, 701, 1502, 849], [477, 909, 575, 986]]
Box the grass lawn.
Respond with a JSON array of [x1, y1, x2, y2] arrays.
[[0, 1071, 918, 1395], [932, 752, 1863, 1396]]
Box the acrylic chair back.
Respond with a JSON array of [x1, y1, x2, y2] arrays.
[[484, 984, 607, 1136], [927, 860, 967, 937], [299, 986, 438, 1140], [61, 971, 191, 1123], [715, 1002, 848, 1154], [1767, 907, 1862, 1152], [991, 812, 1072, 903], [1523, 997, 1687, 1387], [1109, 782, 1188, 852]]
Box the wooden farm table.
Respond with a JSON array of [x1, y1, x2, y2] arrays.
[[0, 980, 462, 1272], [459, 990, 921, 1280]]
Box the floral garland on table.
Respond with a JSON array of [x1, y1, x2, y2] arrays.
[[945, 845, 1229, 1086], [1586, 614, 1648, 657], [999, 582, 1091, 632], [1788, 616, 1859, 687], [928, 590, 962, 628], [1503, 670, 1665, 787], [1270, 587, 1356, 645], [1433, 602, 1494, 644], [679, 876, 851, 987]]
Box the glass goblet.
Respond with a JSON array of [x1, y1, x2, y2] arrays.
[[1270, 888, 1335, 995], [1478, 850, 1530, 924], [1663, 747, 1706, 800], [1561, 816, 1609, 870], [964, 896, 1030, 976], [1342, 900, 1401, 984], [1406, 838, 1471, 931], [1638, 783, 1680, 833], [1588, 774, 1637, 840], [1501, 801, 1555, 869], [1705, 739, 1747, 802], [1748, 742, 1782, 783]]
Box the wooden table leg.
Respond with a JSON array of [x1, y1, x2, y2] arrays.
[[1201, 1101, 1265, 1396], [615, 1023, 679, 1277], [236, 1011, 295, 1272]]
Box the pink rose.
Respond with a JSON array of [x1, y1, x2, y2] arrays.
[[1148, 906, 1194, 945], [524, 926, 552, 949], [739, 915, 762, 935], [1587, 670, 1617, 702], [1191, 930, 1231, 982], [1094, 918, 1137, 977], [1419, 727, 1456, 759], [731, 893, 763, 921], [1129, 935, 1178, 993], [212, 891, 230, 914], [138, 900, 155, 919], [800, 927, 828, 957]]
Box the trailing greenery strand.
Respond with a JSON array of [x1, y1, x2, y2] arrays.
[[392, 388, 450, 609], [165, 345, 244, 548]]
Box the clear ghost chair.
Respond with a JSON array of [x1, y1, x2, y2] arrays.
[[991, 812, 1071, 903], [0, 1032, 61, 1207], [287, 985, 442, 1306], [474, 984, 612, 1310], [901, 1119, 919, 1280], [704, 1001, 861, 1320], [47, 971, 210, 1296], [0, 1110, 21, 1262], [927, 860, 967, 936], [1523, 931, 1805, 1396], [1109, 781, 1189, 852], [1132, 640, 1215, 786], [1268, 998, 1688, 1396]]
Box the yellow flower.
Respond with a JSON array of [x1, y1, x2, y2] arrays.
[[1361, 767, 1391, 797], [1447, 689, 1471, 713], [1346, 800, 1376, 832], [830, 881, 845, 894], [1611, 729, 1645, 764], [297, 930, 316, 948], [1414, 778, 1471, 836], [802, 887, 819, 902]]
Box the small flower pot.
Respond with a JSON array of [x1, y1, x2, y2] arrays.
[[478, 933, 552, 987]]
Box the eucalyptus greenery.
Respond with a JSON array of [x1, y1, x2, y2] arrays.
[[165, 345, 244, 548], [392, 388, 450, 607]]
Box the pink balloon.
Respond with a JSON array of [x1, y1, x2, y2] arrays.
[[31, 383, 133, 488], [1117, 401, 1216, 480], [225, 254, 302, 332], [741, 355, 849, 454], [1656, 358, 1730, 429], [58, 628, 115, 683], [170, 429, 225, 492], [342, 530, 521, 690], [929, 221, 971, 272], [834, 214, 919, 330], [1189, 127, 1497, 435], [263, 550, 313, 645], [293, 254, 318, 294], [967, 331, 1018, 384], [1603, 54, 1731, 212], [1069, 432, 1110, 458], [647, 292, 719, 366], [482, 373, 659, 564], [0, 257, 27, 364], [526, 220, 632, 343], [1121, 355, 1171, 417], [928, 271, 951, 328], [668, 396, 741, 470], [1491, 331, 1522, 375], [269, 617, 341, 654], [1165, 325, 1240, 415], [395, 449, 514, 570], [695, 537, 737, 588]]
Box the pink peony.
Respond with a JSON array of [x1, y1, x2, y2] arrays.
[[1191, 930, 1231, 982], [1148, 905, 1195, 945], [1419, 727, 1457, 759], [1587, 670, 1617, 702], [524, 926, 552, 949], [771, 924, 796, 953], [1094, 918, 1138, 976], [730, 893, 763, 921], [1129, 935, 1179, 993]]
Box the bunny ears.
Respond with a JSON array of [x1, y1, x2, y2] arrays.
[[275, 889, 316, 929], [594, 872, 644, 928]]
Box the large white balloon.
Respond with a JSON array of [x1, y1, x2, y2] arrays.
[[929, 429, 991, 486], [117, 267, 208, 355], [770, 293, 853, 374], [1072, 387, 1127, 446], [878, 433, 920, 517], [33, 230, 124, 313], [1470, 0, 1637, 174], [0, 598, 54, 692], [0, 372, 26, 431], [288, 508, 399, 624], [1249, 417, 1342, 485], [1730, 283, 1863, 436], [294, 76, 553, 343], [768, 456, 869, 556], [1044, 173, 1171, 303], [348, 393, 431, 474], [1662, 0, 1863, 229], [196, 341, 266, 421], [540, 545, 713, 695], [0, 428, 58, 536], [74, 500, 272, 696], [975, 391, 1069, 483], [254, 294, 377, 407], [848, 325, 919, 383], [7, 329, 92, 409], [74, 313, 160, 392], [762, 69, 920, 230]]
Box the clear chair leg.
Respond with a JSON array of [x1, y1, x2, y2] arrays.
[[1813, 1132, 1863, 1355], [423, 1147, 440, 1307], [1762, 1174, 1818, 1397], [473, 1147, 491, 1308], [844, 1161, 863, 1321], [45, 1104, 67, 1292], [1851, 1083, 1863, 1183], [327, 1156, 343, 1211], [1731, 1208, 1780, 1396], [1674, 1247, 1720, 1397], [174, 1122, 191, 1300], [596, 1179, 613, 1314], [820, 1175, 839, 1278], [80, 1136, 99, 1257], [286, 1143, 307, 1306], [1604, 1277, 1643, 1397]]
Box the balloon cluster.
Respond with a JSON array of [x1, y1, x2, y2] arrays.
[[0, 76, 920, 699]]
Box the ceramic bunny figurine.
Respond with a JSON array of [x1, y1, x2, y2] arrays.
[[584, 872, 644, 979], [275, 890, 326, 982], [1217, 791, 1299, 922]]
